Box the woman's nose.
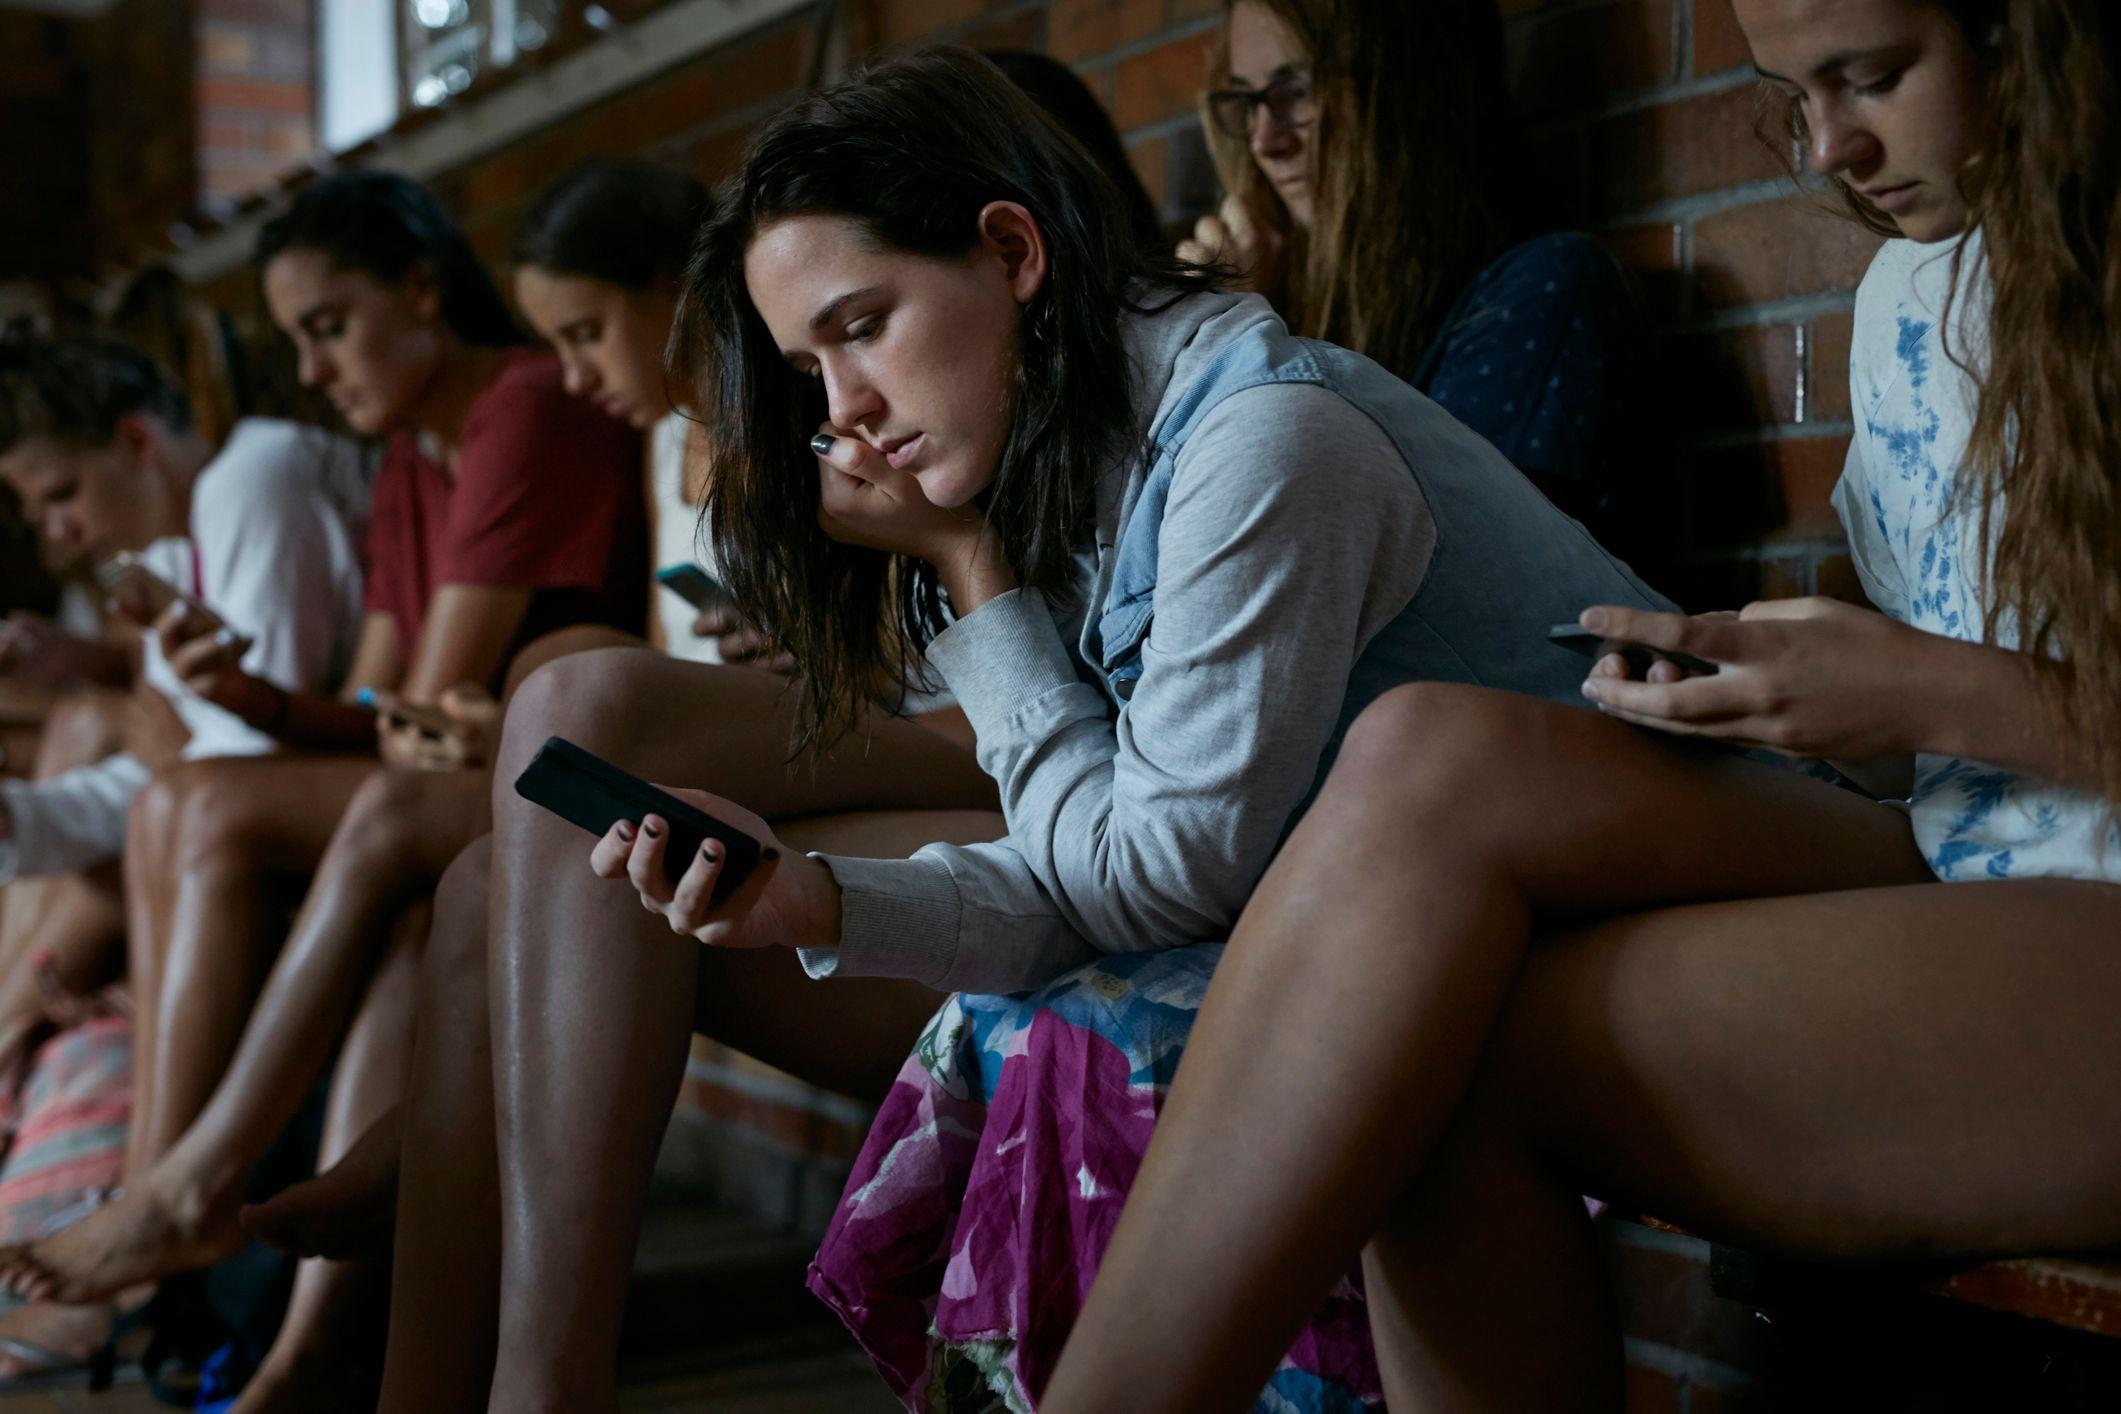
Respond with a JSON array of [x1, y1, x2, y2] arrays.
[[823, 364, 883, 433], [1809, 110, 1881, 177]]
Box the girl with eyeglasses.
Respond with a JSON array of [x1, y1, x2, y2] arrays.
[[1044, 1, 2121, 1407], [1182, 0, 1646, 527]]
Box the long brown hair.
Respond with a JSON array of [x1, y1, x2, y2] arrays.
[[1202, 0, 1525, 380], [1765, 0, 2121, 806], [1958, 0, 2121, 806]]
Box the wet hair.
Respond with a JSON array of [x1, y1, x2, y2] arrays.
[[0, 334, 191, 456], [984, 50, 1166, 246], [512, 157, 711, 291], [254, 171, 525, 347], [678, 46, 1221, 753]]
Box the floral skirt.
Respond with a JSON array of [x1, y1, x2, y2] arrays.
[[808, 944, 1382, 1412]]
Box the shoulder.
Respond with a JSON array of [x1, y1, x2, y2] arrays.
[[195, 419, 338, 519], [1462, 233, 1633, 318], [1174, 381, 1416, 512], [461, 349, 638, 468]]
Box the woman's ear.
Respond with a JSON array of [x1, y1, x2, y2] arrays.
[[976, 201, 1050, 305], [403, 264, 444, 324]]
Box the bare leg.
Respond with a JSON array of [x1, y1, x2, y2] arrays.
[[1361, 879, 2121, 1412], [1041, 684, 1935, 1412], [231, 899, 428, 1414], [376, 839, 503, 1414], [0, 754, 378, 1302], [475, 651, 998, 1413]]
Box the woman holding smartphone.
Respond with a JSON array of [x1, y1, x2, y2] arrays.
[[360, 48, 1676, 1413], [1040, 2, 2121, 1409], [0, 172, 645, 1411]]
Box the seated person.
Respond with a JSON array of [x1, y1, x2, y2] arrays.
[[0, 334, 369, 1386], [350, 46, 1676, 1413], [0, 173, 644, 1413], [1043, 0, 2121, 1408], [1180, 0, 1645, 529]]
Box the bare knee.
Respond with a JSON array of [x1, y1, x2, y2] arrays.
[[160, 758, 287, 874], [495, 648, 654, 775], [499, 626, 642, 705], [1329, 684, 1622, 847], [36, 689, 129, 775], [331, 769, 446, 875]]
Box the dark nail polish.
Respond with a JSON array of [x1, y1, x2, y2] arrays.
[[642, 821, 662, 839], [616, 822, 635, 841], [701, 841, 721, 860], [809, 433, 837, 456]]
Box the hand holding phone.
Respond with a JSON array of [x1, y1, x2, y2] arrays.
[[655, 563, 726, 612], [361, 686, 499, 771], [1549, 623, 1717, 678], [95, 553, 227, 635], [514, 737, 764, 896]]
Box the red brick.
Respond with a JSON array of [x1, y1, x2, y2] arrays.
[[1690, 434, 1852, 546], [1051, 0, 1166, 63], [1672, 322, 1802, 431], [1623, 1359, 1683, 1414], [1112, 30, 1213, 130], [1589, 83, 1777, 214], [1814, 551, 1865, 604], [198, 23, 257, 77], [200, 117, 255, 156], [1692, 197, 1884, 312], [197, 76, 310, 117], [1509, 0, 1675, 121], [1607, 221, 1681, 272], [875, 0, 985, 45], [956, 7, 1045, 52], [1693, 0, 1754, 76], [1127, 132, 1171, 214], [1809, 306, 1855, 422]]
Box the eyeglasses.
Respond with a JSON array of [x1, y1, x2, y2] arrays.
[[1205, 73, 1316, 140]]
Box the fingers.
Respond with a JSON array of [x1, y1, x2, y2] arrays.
[[1219, 195, 1259, 251], [624, 814, 675, 905], [1176, 239, 1214, 266], [1582, 669, 1756, 724], [1580, 605, 1748, 665], [1190, 214, 1232, 261], [810, 427, 878, 480], [589, 818, 636, 878], [664, 837, 728, 931], [692, 604, 737, 638]]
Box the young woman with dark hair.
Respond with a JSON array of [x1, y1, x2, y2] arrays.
[[1041, 3, 2121, 1409], [0, 171, 646, 1412], [1181, 0, 1646, 526], [332, 45, 1671, 1412]]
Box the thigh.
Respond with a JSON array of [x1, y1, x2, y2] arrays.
[[1493, 878, 2121, 1259], [690, 808, 1006, 1102], [497, 650, 997, 822]]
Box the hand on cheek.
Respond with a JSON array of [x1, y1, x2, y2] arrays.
[[810, 428, 1016, 612]]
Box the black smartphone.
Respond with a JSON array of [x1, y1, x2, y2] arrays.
[[512, 736, 762, 898], [655, 564, 727, 613], [1548, 624, 1717, 676]]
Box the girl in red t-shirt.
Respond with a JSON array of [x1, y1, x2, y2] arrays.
[[0, 173, 646, 1403]]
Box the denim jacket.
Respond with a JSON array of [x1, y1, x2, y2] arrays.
[[805, 291, 1670, 995]]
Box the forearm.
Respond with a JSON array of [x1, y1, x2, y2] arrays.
[[1913, 634, 2104, 793]]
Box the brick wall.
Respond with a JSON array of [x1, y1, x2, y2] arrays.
[[196, 0, 316, 204], [0, 1, 196, 282]]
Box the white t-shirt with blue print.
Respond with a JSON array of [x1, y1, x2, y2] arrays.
[[1833, 232, 2120, 884]]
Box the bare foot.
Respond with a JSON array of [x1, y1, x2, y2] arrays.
[[0, 1299, 113, 1379], [0, 1177, 241, 1305], [240, 1107, 400, 1261]]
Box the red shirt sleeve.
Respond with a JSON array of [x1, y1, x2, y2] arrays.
[[436, 352, 644, 592]]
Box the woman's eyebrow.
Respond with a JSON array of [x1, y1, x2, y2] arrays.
[[1756, 46, 1900, 85], [809, 285, 885, 332]]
